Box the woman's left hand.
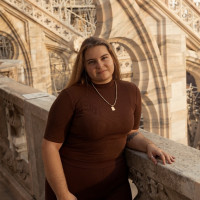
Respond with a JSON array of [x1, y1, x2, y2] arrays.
[[146, 143, 175, 165]]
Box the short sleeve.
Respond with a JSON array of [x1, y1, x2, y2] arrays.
[[44, 90, 74, 143], [133, 86, 142, 130]]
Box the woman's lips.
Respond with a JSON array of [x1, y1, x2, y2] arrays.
[[97, 70, 107, 74]]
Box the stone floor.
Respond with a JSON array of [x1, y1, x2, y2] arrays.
[[0, 178, 15, 200]]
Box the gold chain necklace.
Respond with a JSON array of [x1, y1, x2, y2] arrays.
[[91, 80, 117, 111]]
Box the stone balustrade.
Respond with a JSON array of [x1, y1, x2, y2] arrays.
[[2, 0, 96, 42], [0, 75, 200, 200], [0, 75, 55, 200], [159, 0, 200, 35], [126, 129, 200, 200]]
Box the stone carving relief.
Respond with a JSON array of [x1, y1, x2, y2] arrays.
[[73, 36, 84, 52], [0, 70, 13, 78], [0, 99, 31, 190], [161, 0, 200, 35], [3, 0, 96, 40], [0, 60, 25, 84], [49, 51, 71, 96], [129, 168, 170, 200], [111, 42, 133, 81]]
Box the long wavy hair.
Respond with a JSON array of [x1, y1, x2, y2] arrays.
[[66, 37, 121, 88]]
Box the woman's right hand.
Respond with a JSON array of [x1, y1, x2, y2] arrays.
[[58, 192, 77, 200], [66, 192, 77, 200]]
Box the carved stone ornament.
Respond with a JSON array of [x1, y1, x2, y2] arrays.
[[187, 84, 200, 149], [3, 0, 96, 40], [73, 36, 85, 52], [49, 51, 71, 95], [164, 0, 200, 35], [0, 34, 14, 59], [129, 168, 170, 200], [0, 99, 31, 190], [111, 42, 133, 80]]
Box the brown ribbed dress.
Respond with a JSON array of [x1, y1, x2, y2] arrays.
[[44, 80, 141, 200]]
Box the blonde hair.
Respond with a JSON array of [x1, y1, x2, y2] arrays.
[[66, 37, 121, 88]]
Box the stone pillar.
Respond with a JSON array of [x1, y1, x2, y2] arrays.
[[163, 21, 187, 144], [29, 23, 52, 93]]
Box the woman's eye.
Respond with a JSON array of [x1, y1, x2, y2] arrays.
[[102, 56, 108, 60], [88, 60, 95, 65]]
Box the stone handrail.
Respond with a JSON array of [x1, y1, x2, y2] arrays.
[[126, 129, 200, 200], [0, 75, 200, 200], [2, 0, 96, 41], [159, 0, 200, 36], [0, 75, 55, 200]]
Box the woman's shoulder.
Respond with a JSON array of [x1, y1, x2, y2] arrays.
[[60, 83, 88, 100], [63, 83, 85, 92], [117, 80, 141, 103]]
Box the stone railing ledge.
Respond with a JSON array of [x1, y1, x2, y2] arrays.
[[0, 75, 57, 200], [126, 129, 200, 200], [1, 76, 200, 200], [0, 75, 56, 116]]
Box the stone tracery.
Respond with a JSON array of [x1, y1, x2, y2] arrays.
[[187, 84, 200, 149], [49, 51, 71, 96], [0, 34, 14, 59], [111, 42, 133, 81], [2, 0, 96, 40], [161, 0, 200, 35]]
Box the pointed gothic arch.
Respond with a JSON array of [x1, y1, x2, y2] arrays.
[[94, 0, 113, 38], [108, 37, 160, 133], [0, 9, 33, 86], [94, 0, 169, 136], [187, 60, 200, 92]]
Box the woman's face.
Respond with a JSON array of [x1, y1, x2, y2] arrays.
[[84, 45, 115, 84]]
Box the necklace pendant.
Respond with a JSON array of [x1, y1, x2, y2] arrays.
[[111, 106, 115, 111]]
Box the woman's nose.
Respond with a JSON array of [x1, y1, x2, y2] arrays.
[[96, 60, 103, 69]]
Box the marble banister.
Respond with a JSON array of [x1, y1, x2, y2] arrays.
[[0, 75, 200, 200], [0, 75, 55, 200], [126, 129, 200, 200]]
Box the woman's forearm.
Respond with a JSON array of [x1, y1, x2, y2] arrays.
[[126, 130, 175, 165], [42, 139, 71, 200], [126, 130, 153, 152]]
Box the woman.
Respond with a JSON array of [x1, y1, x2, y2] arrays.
[[42, 37, 175, 200]]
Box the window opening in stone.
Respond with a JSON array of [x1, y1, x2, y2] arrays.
[[186, 72, 200, 150], [0, 35, 14, 59], [187, 71, 197, 88], [49, 51, 71, 96]]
